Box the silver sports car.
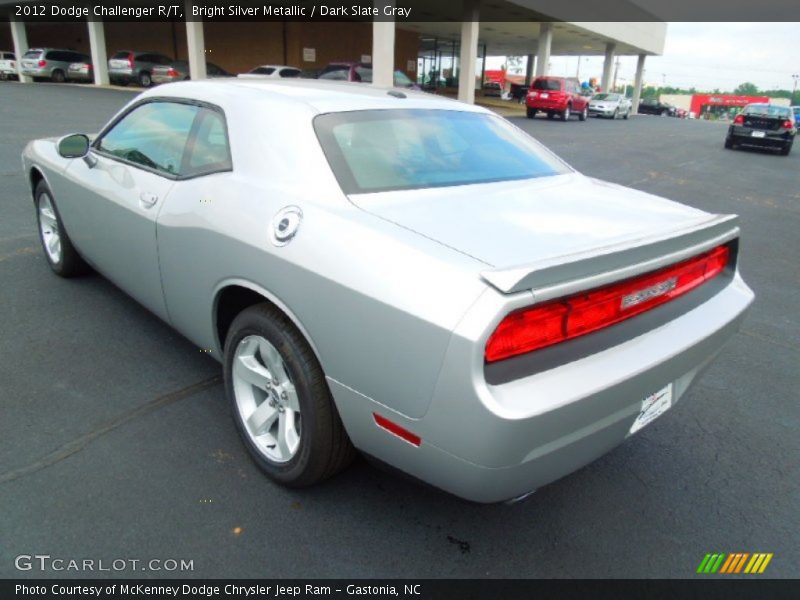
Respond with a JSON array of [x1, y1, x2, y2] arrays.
[[22, 80, 754, 502]]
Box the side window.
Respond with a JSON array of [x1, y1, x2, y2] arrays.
[[319, 67, 348, 81], [184, 108, 232, 177], [97, 101, 199, 176]]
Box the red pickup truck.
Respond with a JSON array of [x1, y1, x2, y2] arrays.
[[525, 76, 589, 122]]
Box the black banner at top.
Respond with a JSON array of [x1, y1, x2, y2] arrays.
[[1, 0, 800, 22]]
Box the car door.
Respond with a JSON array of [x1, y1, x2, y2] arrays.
[[59, 100, 202, 320]]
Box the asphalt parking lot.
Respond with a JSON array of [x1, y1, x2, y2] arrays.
[[0, 82, 797, 579]]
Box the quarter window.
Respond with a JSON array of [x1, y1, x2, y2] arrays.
[[185, 108, 233, 176], [97, 101, 199, 176]]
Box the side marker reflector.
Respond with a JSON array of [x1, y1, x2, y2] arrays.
[[373, 413, 421, 447]]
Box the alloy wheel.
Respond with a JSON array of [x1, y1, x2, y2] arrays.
[[232, 335, 301, 463], [38, 193, 62, 264]]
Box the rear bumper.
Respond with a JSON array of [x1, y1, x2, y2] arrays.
[[67, 71, 92, 81], [151, 74, 180, 84], [331, 271, 753, 503], [21, 67, 49, 77], [728, 125, 794, 147], [526, 97, 568, 112], [108, 68, 134, 81]]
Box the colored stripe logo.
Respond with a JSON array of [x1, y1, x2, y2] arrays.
[[697, 553, 773, 574]]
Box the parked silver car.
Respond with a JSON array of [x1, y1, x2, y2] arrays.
[[151, 60, 232, 84], [21, 80, 753, 502], [20, 48, 90, 82], [588, 93, 632, 119], [108, 50, 173, 87], [67, 59, 94, 83]]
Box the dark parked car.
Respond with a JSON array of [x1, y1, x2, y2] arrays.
[[151, 61, 232, 84], [525, 76, 589, 121], [20, 48, 90, 83], [725, 104, 795, 155], [108, 51, 173, 87], [637, 97, 676, 116], [317, 62, 418, 89]]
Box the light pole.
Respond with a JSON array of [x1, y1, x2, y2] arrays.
[[792, 74, 799, 106]]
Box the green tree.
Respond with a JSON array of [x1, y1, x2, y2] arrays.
[[734, 82, 759, 95]]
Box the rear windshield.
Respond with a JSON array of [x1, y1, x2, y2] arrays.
[[280, 68, 301, 78], [111, 51, 129, 59], [743, 105, 791, 118], [314, 109, 569, 194], [253, 67, 275, 75], [593, 94, 620, 101], [23, 50, 42, 59], [532, 79, 562, 91]]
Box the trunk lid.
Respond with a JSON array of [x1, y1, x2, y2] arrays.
[[349, 173, 738, 293]]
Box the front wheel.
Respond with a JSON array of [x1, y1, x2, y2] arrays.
[[224, 304, 355, 487], [561, 106, 571, 121], [34, 180, 89, 277]]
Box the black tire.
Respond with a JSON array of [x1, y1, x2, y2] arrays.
[[612, 109, 619, 120], [224, 303, 355, 487], [780, 142, 792, 156], [561, 106, 571, 121], [51, 69, 65, 83], [578, 106, 588, 121], [546, 111, 555, 119], [34, 180, 90, 277], [724, 137, 734, 149], [623, 110, 629, 120], [137, 71, 151, 87], [526, 107, 536, 119]]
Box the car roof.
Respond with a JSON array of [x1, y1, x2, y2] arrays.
[[253, 64, 298, 70], [141, 78, 486, 116]]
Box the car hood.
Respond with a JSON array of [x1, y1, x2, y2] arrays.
[[348, 173, 709, 269]]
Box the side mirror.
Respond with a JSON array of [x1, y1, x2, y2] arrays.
[[57, 133, 90, 159]]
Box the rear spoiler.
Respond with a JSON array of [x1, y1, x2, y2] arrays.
[[480, 214, 740, 298]]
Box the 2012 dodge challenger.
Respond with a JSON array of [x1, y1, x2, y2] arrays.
[[22, 80, 754, 502]]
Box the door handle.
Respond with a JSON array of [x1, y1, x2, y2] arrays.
[[139, 191, 158, 208]]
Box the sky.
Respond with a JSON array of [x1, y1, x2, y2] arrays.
[[487, 23, 799, 93]]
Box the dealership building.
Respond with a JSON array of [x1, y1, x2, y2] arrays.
[[1, 1, 666, 109]]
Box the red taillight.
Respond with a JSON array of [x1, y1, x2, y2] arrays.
[[373, 413, 421, 446], [86, 64, 92, 71], [782, 120, 793, 129], [37, 59, 46, 67], [485, 245, 731, 363], [733, 115, 744, 125], [127, 52, 135, 69], [167, 68, 178, 77]]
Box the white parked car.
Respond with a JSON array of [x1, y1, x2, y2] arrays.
[[238, 64, 302, 79], [0, 51, 17, 80]]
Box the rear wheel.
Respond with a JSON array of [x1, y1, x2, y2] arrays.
[[34, 180, 89, 277], [561, 106, 571, 121], [547, 111, 555, 119], [224, 303, 355, 487], [724, 137, 735, 149], [780, 141, 792, 156], [526, 107, 536, 119], [51, 69, 65, 83], [137, 71, 151, 87], [578, 106, 588, 121]]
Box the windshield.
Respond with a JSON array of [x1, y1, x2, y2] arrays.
[[592, 94, 619, 101], [23, 50, 42, 59], [743, 105, 791, 118], [314, 109, 570, 194], [532, 78, 561, 91]]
